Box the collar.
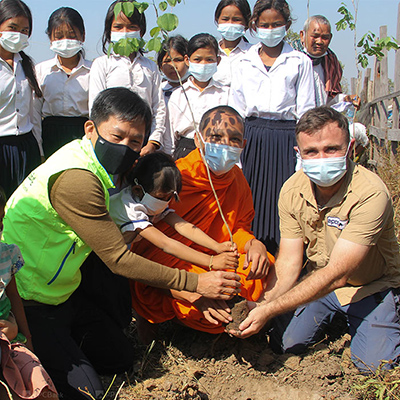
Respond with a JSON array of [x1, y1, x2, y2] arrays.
[[299, 160, 356, 210], [186, 76, 224, 91], [52, 54, 90, 73], [218, 37, 251, 54], [111, 51, 141, 64], [0, 52, 22, 72]]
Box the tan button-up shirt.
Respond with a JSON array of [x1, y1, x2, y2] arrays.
[[279, 161, 400, 305]]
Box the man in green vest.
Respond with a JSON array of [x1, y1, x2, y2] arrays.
[[2, 88, 241, 400]]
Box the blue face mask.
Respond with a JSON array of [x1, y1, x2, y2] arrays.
[[189, 62, 218, 82], [203, 142, 243, 175], [110, 30, 141, 43], [256, 26, 286, 48], [217, 23, 246, 42], [300, 143, 350, 188]]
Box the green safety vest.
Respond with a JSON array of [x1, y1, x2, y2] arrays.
[[2, 137, 114, 305]]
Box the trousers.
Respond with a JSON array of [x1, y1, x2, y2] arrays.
[[269, 288, 400, 373]]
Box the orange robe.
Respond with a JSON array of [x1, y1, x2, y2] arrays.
[[130, 149, 273, 333]]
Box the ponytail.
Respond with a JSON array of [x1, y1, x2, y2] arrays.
[[19, 51, 42, 98]]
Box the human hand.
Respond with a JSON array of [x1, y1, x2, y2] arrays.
[[212, 251, 239, 270], [196, 271, 241, 300], [344, 94, 361, 110], [193, 297, 232, 325], [227, 301, 270, 339], [215, 241, 238, 254], [244, 239, 270, 280], [0, 314, 18, 341], [140, 142, 158, 156]]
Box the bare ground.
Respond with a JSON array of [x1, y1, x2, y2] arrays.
[[100, 318, 368, 400]]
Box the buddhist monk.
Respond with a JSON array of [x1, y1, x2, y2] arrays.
[[131, 105, 274, 335]]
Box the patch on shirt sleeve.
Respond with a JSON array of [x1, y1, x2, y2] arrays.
[[327, 216, 348, 230]]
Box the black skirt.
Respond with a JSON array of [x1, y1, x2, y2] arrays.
[[42, 116, 87, 158], [242, 117, 297, 255]]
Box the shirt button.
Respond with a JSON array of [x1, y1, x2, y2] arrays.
[[16, 109, 19, 112], [17, 90, 20, 94]]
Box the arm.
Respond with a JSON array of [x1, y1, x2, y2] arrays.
[[50, 169, 241, 298], [88, 57, 107, 113], [138, 225, 238, 270], [233, 237, 370, 338], [5, 276, 33, 349], [295, 55, 316, 117]]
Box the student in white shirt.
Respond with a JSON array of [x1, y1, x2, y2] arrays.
[[229, 0, 315, 255], [35, 7, 91, 158], [156, 35, 189, 155], [0, 0, 42, 199], [213, 0, 253, 86], [89, 0, 166, 157], [169, 33, 229, 160]]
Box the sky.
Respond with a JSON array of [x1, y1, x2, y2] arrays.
[[24, 0, 399, 83]]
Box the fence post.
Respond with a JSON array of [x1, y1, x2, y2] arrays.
[[392, 3, 400, 130]]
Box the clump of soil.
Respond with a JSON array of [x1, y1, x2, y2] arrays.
[[225, 296, 249, 331]]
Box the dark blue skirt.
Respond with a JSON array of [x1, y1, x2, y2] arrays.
[[0, 131, 41, 199], [242, 117, 297, 255]]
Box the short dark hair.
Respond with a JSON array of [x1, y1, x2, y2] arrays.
[[187, 33, 219, 58], [295, 106, 350, 144], [157, 35, 188, 69], [128, 152, 182, 195], [199, 105, 244, 133], [249, 0, 292, 32], [90, 87, 152, 136], [214, 0, 251, 28], [102, 0, 146, 54]]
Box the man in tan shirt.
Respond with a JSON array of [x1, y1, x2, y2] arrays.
[[230, 106, 400, 373]]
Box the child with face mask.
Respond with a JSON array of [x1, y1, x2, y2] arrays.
[[0, 0, 42, 198], [169, 33, 230, 160], [229, 0, 315, 255], [213, 0, 252, 85], [109, 152, 239, 271], [89, 0, 167, 156], [34, 7, 91, 158]]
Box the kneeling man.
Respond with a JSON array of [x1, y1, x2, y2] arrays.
[[232, 106, 400, 373]]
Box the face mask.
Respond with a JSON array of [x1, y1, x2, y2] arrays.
[[217, 23, 245, 42], [93, 127, 140, 175], [162, 69, 190, 84], [256, 26, 286, 48], [110, 30, 141, 43], [0, 31, 29, 53], [300, 143, 351, 188], [134, 179, 170, 216], [50, 39, 83, 58], [203, 141, 242, 175], [189, 62, 218, 83]]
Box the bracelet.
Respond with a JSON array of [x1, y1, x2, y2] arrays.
[[209, 255, 214, 271]]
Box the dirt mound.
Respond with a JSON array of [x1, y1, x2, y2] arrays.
[[100, 319, 365, 399]]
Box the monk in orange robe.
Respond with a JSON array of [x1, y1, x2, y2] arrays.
[[131, 105, 274, 334]]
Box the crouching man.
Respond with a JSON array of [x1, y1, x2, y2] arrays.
[[231, 106, 400, 373]]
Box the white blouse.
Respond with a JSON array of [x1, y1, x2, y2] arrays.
[[168, 77, 230, 140], [89, 53, 166, 146], [229, 42, 315, 121], [0, 53, 37, 138], [214, 38, 252, 86], [35, 55, 91, 118]]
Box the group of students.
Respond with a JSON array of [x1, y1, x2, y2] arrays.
[[0, 0, 359, 398]]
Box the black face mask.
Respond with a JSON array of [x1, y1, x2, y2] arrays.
[[93, 126, 140, 175]]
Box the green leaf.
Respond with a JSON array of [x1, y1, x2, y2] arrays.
[[159, 1, 167, 11], [150, 26, 161, 37], [114, 2, 122, 19], [137, 2, 149, 13], [167, 0, 177, 6], [157, 13, 179, 32], [147, 37, 162, 52], [112, 37, 144, 57], [122, 1, 134, 17]]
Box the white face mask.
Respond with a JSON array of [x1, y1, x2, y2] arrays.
[[217, 23, 245, 42], [300, 142, 351, 188], [189, 62, 218, 83], [0, 31, 29, 53], [140, 193, 169, 216], [256, 26, 286, 48], [50, 39, 83, 59], [110, 30, 141, 43]]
